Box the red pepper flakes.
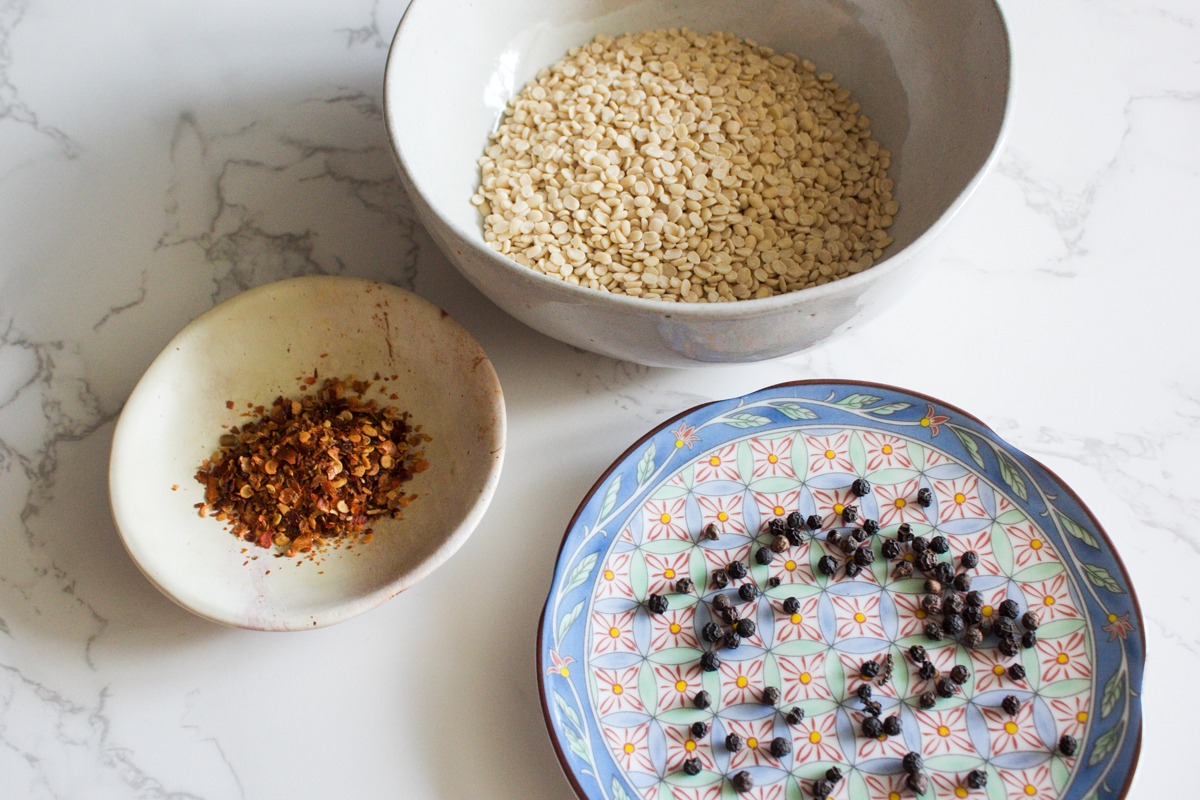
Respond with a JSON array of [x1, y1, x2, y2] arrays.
[[194, 376, 430, 558]]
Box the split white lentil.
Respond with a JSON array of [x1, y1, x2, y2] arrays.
[[471, 28, 898, 303]]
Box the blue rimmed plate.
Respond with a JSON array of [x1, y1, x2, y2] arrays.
[[538, 381, 1141, 800]]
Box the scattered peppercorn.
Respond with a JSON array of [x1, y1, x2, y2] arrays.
[[675, 577, 695, 594], [906, 773, 929, 795], [702, 523, 720, 540], [908, 645, 927, 663], [851, 478, 871, 497], [961, 550, 980, 570], [647, 594, 669, 614], [862, 699, 882, 717], [896, 523, 914, 542], [783, 597, 800, 615], [962, 628, 983, 649], [718, 606, 739, 625], [785, 706, 805, 725], [998, 598, 1020, 619], [883, 715, 902, 736], [731, 770, 753, 793], [916, 488, 932, 507], [787, 511, 804, 530], [702, 622, 723, 643], [950, 665, 970, 685], [922, 594, 943, 615], [1021, 630, 1038, 649], [766, 576, 782, 589], [966, 590, 984, 607], [952, 573, 972, 592], [727, 560, 748, 580], [930, 535, 949, 554], [998, 637, 1020, 658], [854, 546, 875, 567], [1059, 734, 1078, 757], [768, 517, 787, 536], [844, 561, 862, 579], [818, 555, 839, 576], [918, 660, 938, 680], [963, 606, 983, 626], [919, 691, 936, 709], [936, 677, 958, 698], [934, 561, 955, 584], [881, 539, 900, 560], [943, 614, 965, 638], [784, 528, 803, 547], [850, 528, 869, 545], [1001, 695, 1021, 716], [826, 530, 843, 548], [723, 631, 742, 650], [995, 617, 1018, 640], [862, 519, 879, 536], [967, 769, 988, 789], [893, 561, 914, 579], [811, 778, 833, 799], [902, 752, 924, 774], [803, 514, 820, 531], [861, 716, 884, 738], [911, 536, 929, 554], [762, 686, 781, 706], [683, 757, 701, 776], [825, 766, 843, 783], [694, 691, 712, 709], [978, 617, 994, 637], [924, 622, 944, 641], [711, 569, 730, 589], [725, 732, 744, 752], [842, 504, 858, 523], [856, 684, 873, 702], [771, 534, 791, 553], [700, 651, 721, 671], [756, 548, 775, 566], [1008, 663, 1027, 681], [861, 659, 880, 680], [732, 618, 755, 639], [917, 551, 937, 573], [691, 721, 709, 738], [944, 593, 965, 615], [739, 583, 760, 602], [769, 736, 791, 757], [1021, 610, 1040, 630]]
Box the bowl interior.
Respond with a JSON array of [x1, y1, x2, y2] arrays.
[[387, 0, 1009, 273], [109, 277, 505, 630]]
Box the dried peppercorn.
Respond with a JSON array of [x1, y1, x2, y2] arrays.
[[943, 614, 965, 638], [961, 550, 980, 570], [826, 530, 843, 548], [881, 539, 901, 560], [766, 576, 781, 589], [850, 528, 869, 545], [805, 514, 822, 530], [856, 684, 873, 702], [883, 715, 902, 736], [785, 706, 805, 725], [851, 477, 872, 497], [682, 757, 701, 776], [727, 560, 748, 580], [861, 716, 884, 738], [902, 752, 924, 773], [1008, 663, 1027, 681], [998, 637, 1020, 658], [950, 665, 970, 685], [840, 536, 860, 555], [893, 560, 914, 579], [919, 691, 936, 709], [718, 605, 739, 625], [998, 598, 1020, 619], [786, 511, 804, 530], [731, 771, 753, 793], [936, 677, 958, 698], [962, 628, 983, 649], [693, 690, 712, 709], [953, 572, 972, 592], [967, 769, 988, 789], [723, 631, 742, 650], [934, 561, 955, 585], [944, 593, 965, 615], [862, 699, 882, 717], [854, 546, 875, 567], [978, 616, 994, 636], [963, 606, 983, 626], [1021, 610, 1040, 630], [735, 618, 756, 638], [768, 517, 787, 536], [769, 736, 791, 758], [1059, 734, 1078, 757], [916, 487, 933, 507], [648, 594, 669, 614], [908, 644, 927, 663], [702, 522, 721, 540], [675, 577, 695, 594], [826, 766, 844, 784], [918, 660, 938, 680], [921, 594, 943, 615], [916, 551, 937, 573], [784, 528, 803, 547], [924, 622, 944, 641], [755, 548, 775, 566], [762, 686, 781, 706], [862, 519, 879, 536], [818, 555, 839, 576], [841, 504, 858, 523], [770, 534, 790, 554], [811, 779, 834, 799], [844, 561, 862, 579], [690, 721, 709, 738], [860, 660, 880, 680], [702, 622, 723, 643], [966, 590, 984, 607], [1001, 695, 1021, 715], [906, 773, 929, 795], [739, 583, 760, 602], [713, 592, 734, 612], [930, 535, 949, 554], [725, 732, 744, 752], [896, 523, 914, 542], [911, 536, 929, 554], [1021, 630, 1038, 649], [700, 651, 721, 671], [994, 617, 1018, 640], [783, 597, 801, 615], [923, 579, 942, 595], [711, 569, 730, 589]]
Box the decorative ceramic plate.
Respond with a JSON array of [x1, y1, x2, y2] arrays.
[[538, 382, 1142, 800]]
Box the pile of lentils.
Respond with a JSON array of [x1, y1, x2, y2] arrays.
[[472, 28, 898, 302], [642, 477, 1078, 797]]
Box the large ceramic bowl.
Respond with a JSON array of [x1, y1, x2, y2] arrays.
[[383, 0, 1012, 367], [109, 277, 506, 630]]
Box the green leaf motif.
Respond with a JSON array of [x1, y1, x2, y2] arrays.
[[725, 412, 771, 429], [951, 426, 986, 469], [994, 448, 1029, 501], [636, 442, 657, 486], [554, 690, 581, 730], [563, 553, 598, 595], [772, 402, 818, 420], [867, 401, 912, 416], [556, 601, 584, 647], [611, 778, 631, 800], [1088, 721, 1124, 767], [1101, 667, 1126, 718], [597, 475, 621, 522], [1057, 511, 1100, 549], [563, 725, 591, 765], [1084, 563, 1125, 594], [833, 393, 882, 409]]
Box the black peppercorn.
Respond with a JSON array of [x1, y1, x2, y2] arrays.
[[785, 706, 805, 726], [924, 622, 944, 641], [690, 721, 709, 738], [919, 691, 936, 709], [934, 562, 955, 584], [893, 560, 914, 579], [1059, 734, 1078, 757], [861, 716, 884, 738], [693, 690, 712, 709], [918, 660, 938, 680], [881, 539, 900, 560], [841, 504, 858, 523], [851, 477, 872, 497], [805, 514, 822, 531], [856, 683, 873, 702], [711, 569, 729, 589], [936, 677, 958, 698], [725, 732, 744, 752], [994, 617, 1018, 640], [739, 583, 760, 602], [906, 773, 929, 795], [770, 534, 790, 554], [911, 536, 928, 554], [702, 622, 723, 643], [962, 628, 983, 649], [862, 518, 879, 536], [811, 779, 833, 799], [713, 592, 733, 611], [922, 594, 943, 615], [963, 606, 983, 626], [1002, 695, 1021, 715], [783, 597, 800, 615], [756, 548, 775, 566], [998, 637, 1020, 658], [883, 715, 902, 736], [723, 631, 742, 650], [950, 664, 970, 685], [854, 546, 875, 567], [896, 523, 914, 542], [966, 590, 984, 607], [922, 579, 942, 595], [844, 561, 862, 579], [967, 769, 988, 789], [735, 618, 756, 638], [1008, 663, 1027, 681], [731, 770, 753, 793], [718, 606, 740, 625], [916, 551, 937, 573], [826, 529, 842, 546], [916, 487, 933, 507], [648, 594, 669, 614], [860, 659, 880, 680], [944, 593, 965, 615], [786, 511, 804, 530], [908, 644, 927, 663], [768, 517, 787, 536], [702, 522, 721, 540], [1021, 630, 1037, 649], [762, 686, 781, 707], [952, 572, 972, 592], [930, 535, 949, 554], [700, 651, 721, 672], [727, 560, 748, 580], [675, 577, 695, 594], [998, 598, 1020, 619], [902, 751, 924, 773], [960, 550, 980, 570], [850, 528, 869, 545], [766, 576, 781, 589], [978, 616, 994, 637], [943, 613, 965, 638], [682, 756, 701, 776], [1021, 610, 1040, 630], [826, 766, 844, 783], [784, 528, 803, 547], [862, 699, 882, 717], [769, 736, 791, 757], [817, 555, 839, 577]]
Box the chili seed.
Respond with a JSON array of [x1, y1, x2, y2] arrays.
[[906, 773, 929, 795], [1021, 610, 1040, 630], [683, 757, 701, 776], [769, 736, 791, 757], [967, 769, 988, 789], [1008, 663, 1027, 681], [727, 560, 748, 580], [690, 721, 709, 738], [723, 631, 742, 649], [735, 618, 757, 638], [700, 651, 721, 671], [924, 622, 943, 641], [860, 659, 880, 680], [648, 594, 669, 614], [930, 535, 949, 554], [702, 522, 720, 540], [826, 766, 844, 783], [711, 569, 730, 589], [818, 555, 839, 576], [918, 660, 938, 680], [908, 644, 927, 663], [1002, 695, 1021, 715], [725, 732, 744, 752], [919, 691, 936, 709], [936, 677, 958, 698], [783, 597, 801, 614], [675, 577, 695, 593], [693, 690, 712, 709], [785, 706, 805, 726], [851, 477, 872, 497], [1059, 734, 1078, 757], [805, 514, 822, 530], [756, 548, 775, 566], [861, 716, 884, 738], [952, 572, 972, 592], [881, 539, 900, 559], [762, 686, 781, 706], [896, 523, 914, 542], [902, 751, 924, 773], [916, 487, 933, 507], [1021, 630, 1038, 649], [998, 598, 1020, 619], [841, 504, 858, 523], [731, 770, 753, 793], [960, 550, 980, 569], [739, 583, 760, 602], [883, 715, 902, 736], [950, 665, 970, 685], [934, 562, 955, 584]]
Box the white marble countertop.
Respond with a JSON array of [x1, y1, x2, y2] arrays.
[[0, 0, 1194, 797]]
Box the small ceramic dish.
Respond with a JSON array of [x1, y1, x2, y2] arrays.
[[539, 382, 1141, 800], [110, 276, 505, 630]]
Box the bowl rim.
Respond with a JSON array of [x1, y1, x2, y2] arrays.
[[382, 0, 1014, 318], [107, 276, 507, 630]]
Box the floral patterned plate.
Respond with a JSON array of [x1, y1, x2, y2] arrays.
[[538, 382, 1142, 800]]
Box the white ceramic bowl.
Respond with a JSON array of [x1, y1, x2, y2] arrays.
[[384, 0, 1011, 367], [109, 277, 505, 630]]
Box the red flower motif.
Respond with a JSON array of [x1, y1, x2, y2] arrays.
[[999, 765, 1056, 800], [920, 404, 950, 437], [874, 480, 928, 527], [1103, 612, 1135, 641], [752, 489, 801, 530], [738, 786, 785, 800], [592, 609, 638, 656], [1005, 519, 1059, 569], [771, 596, 823, 644], [593, 665, 646, 715], [932, 475, 987, 523], [696, 492, 748, 536], [642, 497, 690, 541], [718, 658, 766, 707], [811, 485, 859, 530], [670, 787, 723, 800], [1037, 631, 1092, 683], [603, 722, 655, 773], [749, 436, 798, 479], [777, 654, 833, 704], [767, 544, 815, 586], [1048, 694, 1091, 742], [892, 591, 936, 639], [595, 552, 635, 600], [650, 605, 699, 651], [864, 773, 909, 800], [805, 432, 853, 475], [652, 663, 704, 713], [914, 707, 977, 757], [671, 421, 702, 450], [725, 717, 777, 769], [699, 543, 752, 577], [948, 529, 1002, 576], [832, 593, 885, 640], [664, 723, 715, 772], [968, 647, 1015, 694], [789, 712, 845, 763], [1020, 574, 1080, 623], [645, 551, 691, 597], [862, 431, 913, 471], [982, 702, 1045, 756], [695, 443, 741, 483], [546, 650, 574, 677], [848, 709, 910, 760], [839, 648, 898, 699], [931, 772, 981, 800], [909, 645, 960, 697]]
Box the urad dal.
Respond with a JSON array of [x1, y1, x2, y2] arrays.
[[471, 29, 898, 303]]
